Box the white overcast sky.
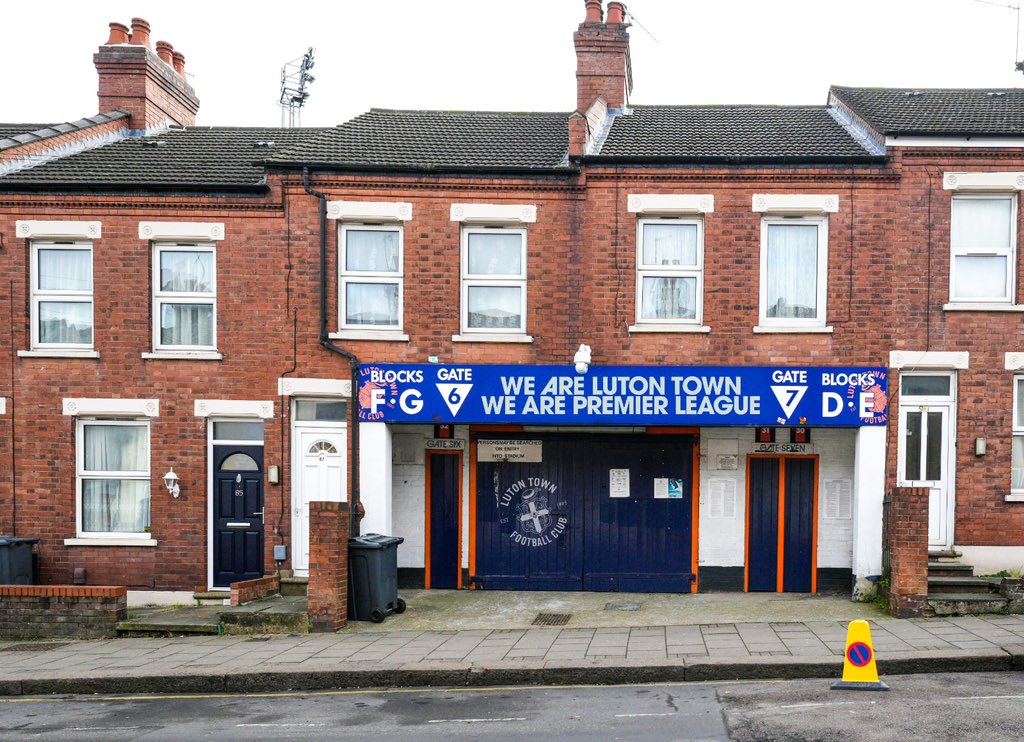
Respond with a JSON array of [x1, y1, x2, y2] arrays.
[[3, 0, 1024, 127]]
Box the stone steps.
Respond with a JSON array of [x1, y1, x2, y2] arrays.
[[927, 592, 1009, 617], [928, 561, 976, 578], [928, 575, 999, 594], [280, 576, 309, 597]]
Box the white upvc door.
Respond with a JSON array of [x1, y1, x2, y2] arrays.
[[292, 426, 346, 575], [898, 402, 954, 548]]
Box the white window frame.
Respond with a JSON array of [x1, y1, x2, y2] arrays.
[[30, 240, 94, 350], [460, 226, 528, 335], [152, 242, 217, 352], [339, 223, 404, 332], [635, 217, 704, 327], [758, 216, 829, 329], [1013, 376, 1024, 498], [75, 418, 151, 539], [949, 193, 1017, 305]]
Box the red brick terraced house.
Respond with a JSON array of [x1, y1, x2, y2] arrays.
[[0, 3, 1022, 611]]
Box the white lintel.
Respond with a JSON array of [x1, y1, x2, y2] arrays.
[[0, 398, 5, 415], [752, 194, 839, 215], [278, 377, 352, 398], [194, 399, 274, 419], [139, 222, 225, 241], [450, 204, 537, 224], [943, 172, 1024, 192], [1006, 352, 1024, 371], [16, 221, 101, 240], [889, 350, 969, 370], [627, 194, 714, 215], [63, 398, 159, 417], [327, 201, 413, 222]]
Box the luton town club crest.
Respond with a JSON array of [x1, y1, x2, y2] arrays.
[[498, 477, 569, 547]]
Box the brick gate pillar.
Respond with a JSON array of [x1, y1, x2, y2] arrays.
[[885, 487, 930, 618], [308, 501, 350, 632]]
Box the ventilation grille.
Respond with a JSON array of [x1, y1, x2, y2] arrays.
[[532, 612, 571, 626]]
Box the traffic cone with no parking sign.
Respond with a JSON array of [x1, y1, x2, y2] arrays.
[[831, 619, 890, 691]]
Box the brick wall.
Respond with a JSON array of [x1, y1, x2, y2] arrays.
[[230, 574, 279, 606], [884, 487, 930, 618], [95, 44, 199, 128], [308, 501, 349, 632], [0, 585, 127, 639]]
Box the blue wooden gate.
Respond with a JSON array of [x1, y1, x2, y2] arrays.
[[747, 456, 817, 592], [473, 434, 696, 592]]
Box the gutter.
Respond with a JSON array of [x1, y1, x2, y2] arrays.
[[302, 167, 363, 535]]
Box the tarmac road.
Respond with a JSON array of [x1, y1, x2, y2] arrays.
[[2, 672, 1023, 741]]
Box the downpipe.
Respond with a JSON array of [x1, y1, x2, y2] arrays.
[[303, 167, 363, 535]]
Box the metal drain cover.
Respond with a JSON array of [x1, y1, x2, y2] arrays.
[[0, 642, 69, 652], [605, 602, 641, 611], [532, 612, 571, 626]]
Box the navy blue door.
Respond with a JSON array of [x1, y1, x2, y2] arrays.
[[213, 445, 264, 588], [747, 457, 780, 592], [783, 458, 816, 592], [584, 437, 695, 592], [747, 456, 817, 593], [427, 452, 461, 589], [473, 434, 695, 592]]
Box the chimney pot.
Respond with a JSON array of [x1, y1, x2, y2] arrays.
[[584, 0, 603, 23], [606, 2, 626, 24], [172, 51, 186, 76], [105, 22, 130, 45], [129, 18, 152, 48], [156, 40, 175, 65]]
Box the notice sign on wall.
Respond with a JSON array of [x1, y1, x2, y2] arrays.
[[609, 469, 631, 498], [478, 439, 543, 462], [358, 364, 888, 427], [654, 478, 686, 499]]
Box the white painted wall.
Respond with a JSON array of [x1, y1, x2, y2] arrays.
[[957, 546, 1024, 575], [697, 428, 857, 569], [852, 425, 887, 597], [359, 423, 392, 536]]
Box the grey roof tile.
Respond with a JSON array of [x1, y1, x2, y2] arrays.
[[0, 126, 327, 190], [0, 112, 130, 151], [595, 105, 879, 162], [265, 108, 572, 171], [830, 86, 1024, 136]]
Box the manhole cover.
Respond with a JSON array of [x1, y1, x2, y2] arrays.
[[0, 642, 68, 652], [533, 612, 571, 626], [605, 602, 641, 611]]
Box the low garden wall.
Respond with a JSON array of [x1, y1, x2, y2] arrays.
[[0, 585, 127, 639]]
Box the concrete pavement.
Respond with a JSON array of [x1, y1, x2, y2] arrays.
[[4, 609, 1024, 695]]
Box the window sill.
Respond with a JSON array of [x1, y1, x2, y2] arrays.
[[452, 333, 534, 343], [329, 331, 410, 342], [943, 303, 1024, 312], [628, 324, 711, 334], [64, 537, 158, 547], [142, 351, 223, 360], [1006, 493, 1024, 502], [18, 350, 100, 359], [752, 325, 834, 334]]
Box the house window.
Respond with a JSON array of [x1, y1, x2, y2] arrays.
[[153, 243, 216, 350], [950, 195, 1016, 303], [759, 217, 828, 327], [1014, 377, 1024, 495], [636, 218, 703, 325], [31, 241, 93, 349], [76, 419, 151, 537], [340, 224, 403, 329], [461, 227, 527, 333]]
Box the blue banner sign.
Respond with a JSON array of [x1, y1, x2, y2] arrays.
[[357, 365, 888, 426]]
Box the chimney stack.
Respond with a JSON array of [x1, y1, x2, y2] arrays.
[[573, 0, 632, 114], [570, 0, 632, 157], [96, 18, 199, 130]]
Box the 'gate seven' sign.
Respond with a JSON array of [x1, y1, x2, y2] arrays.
[[358, 364, 888, 427]]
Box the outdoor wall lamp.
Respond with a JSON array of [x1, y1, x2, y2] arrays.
[[574, 344, 592, 374], [163, 469, 180, 498]]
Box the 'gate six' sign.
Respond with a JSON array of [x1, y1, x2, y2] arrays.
[[357, 364, 888, 426]]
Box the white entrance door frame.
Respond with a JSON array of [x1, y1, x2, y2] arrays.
[[896, 372, 957, 549], [291, 399, 347, 576]]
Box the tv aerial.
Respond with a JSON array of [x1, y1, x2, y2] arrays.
[[279, 47, 316, 127]]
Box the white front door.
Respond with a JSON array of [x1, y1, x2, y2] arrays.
[[897, 373, 956, 549], [292, 426, 346, 575]]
